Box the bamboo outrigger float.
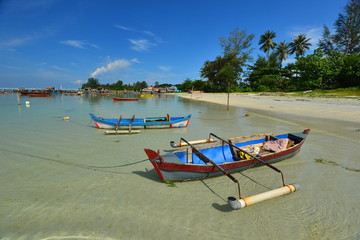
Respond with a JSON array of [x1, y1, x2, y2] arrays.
[[144, 129, 310, 210]]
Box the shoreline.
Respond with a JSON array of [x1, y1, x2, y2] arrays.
[[177, 93, 360, 123]]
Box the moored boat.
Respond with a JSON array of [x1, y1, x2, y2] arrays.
[[144, 129, 310, 181], [28, 93, 51, 97], [89, 113, 191, 129], [19, 90, 51, 96], [113, 97, 139, 101], [140, 94, 154, 97]]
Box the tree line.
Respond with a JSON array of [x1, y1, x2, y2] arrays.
[[82, 0, 360, 93], [180, 0, 360, 92], [81, 78, 147, 91]]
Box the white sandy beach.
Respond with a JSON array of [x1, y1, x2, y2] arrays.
[[178, 93, 360, 123]]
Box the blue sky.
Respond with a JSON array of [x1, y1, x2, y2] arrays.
[[0, 0, 346, 89]]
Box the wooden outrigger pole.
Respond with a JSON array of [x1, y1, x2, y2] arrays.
[[179, 134, 299, 210], [104, 115, 141, 135]]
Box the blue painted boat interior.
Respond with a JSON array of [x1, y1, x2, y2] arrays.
[[175, 145, 234, 165], [175, 133, 289, 165]]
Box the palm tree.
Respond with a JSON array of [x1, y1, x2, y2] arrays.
[[275, 41, 290, 64], [289, 34, 312, 57], [259, 30, 277, 60]]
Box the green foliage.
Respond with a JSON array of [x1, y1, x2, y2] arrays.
[[335, 53, 360, 87], [290, 49, 327, 89], [318, 25, 336, 55], [112, 80, 124, 90], [289, 34, 312, 57], [201, 28, 254, 92], [201, 53, 245, 92], [132, 81, 148, 91], [246, 54, 291, 91], [82, 78, 100, 89], [275, 41, 290, 63], [177, 78, 194, 92], [286, 49, 360, 90], [177, 78, 208, 92], [333, 0, 360, 54], [259, 30, 277, 59], [81, 78, 149, 91], [219, 27, 254, 58]]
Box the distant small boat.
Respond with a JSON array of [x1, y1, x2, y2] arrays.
[[113, 97, 139, 101], [140, 94, 154, 98], [19, 90, 51, 96], [89, 113, 191, 129], [28, 93, 51, 97]]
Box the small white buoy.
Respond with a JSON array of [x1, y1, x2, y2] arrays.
[[25, 101, 30, 106], [63, 117, 70, 120]]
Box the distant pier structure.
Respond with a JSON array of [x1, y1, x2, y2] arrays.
[[0, 88, 18, 93]]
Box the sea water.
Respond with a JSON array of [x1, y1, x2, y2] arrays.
[[0, 93, 359, 239]]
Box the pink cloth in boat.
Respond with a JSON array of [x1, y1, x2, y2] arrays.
[[262, 138, 289, 152]]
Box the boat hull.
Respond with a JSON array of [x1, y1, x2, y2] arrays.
[[89, 113, 191, 129], [113, 97, 139, 101], [144, 130, 309, 181]]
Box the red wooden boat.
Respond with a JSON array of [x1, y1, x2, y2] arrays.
[[144, 129, 310, 181], [28, 93, 51, 97], [113, 97, 139, 101], [20, 90, 50, 96]]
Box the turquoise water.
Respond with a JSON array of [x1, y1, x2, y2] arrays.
[[1, 93, 359, 239]]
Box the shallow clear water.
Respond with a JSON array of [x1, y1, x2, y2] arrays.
[[0, 93, 359, 240]]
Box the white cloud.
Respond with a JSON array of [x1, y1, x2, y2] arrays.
[[74, 80, 84, 85], [91, 59, 132, 77], [52, 65, 69, 72], [129, 39, 156, 52], [131, 58, 141, 63], [0, 35, 37, 48], [158, 65, 172, 72], [114, 24, 135, 31], [61, 40, 98, 49], [61, 40, 85, 48], [115, 24, 162, 48]]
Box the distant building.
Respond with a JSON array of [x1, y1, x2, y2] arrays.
[[168, 86, 181, 92]]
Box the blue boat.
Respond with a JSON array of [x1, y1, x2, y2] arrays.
[[89, 113, 191, 129]]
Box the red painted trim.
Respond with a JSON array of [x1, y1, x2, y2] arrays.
[[144, 149, 166, 181], [94, 121, 101, 128]]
